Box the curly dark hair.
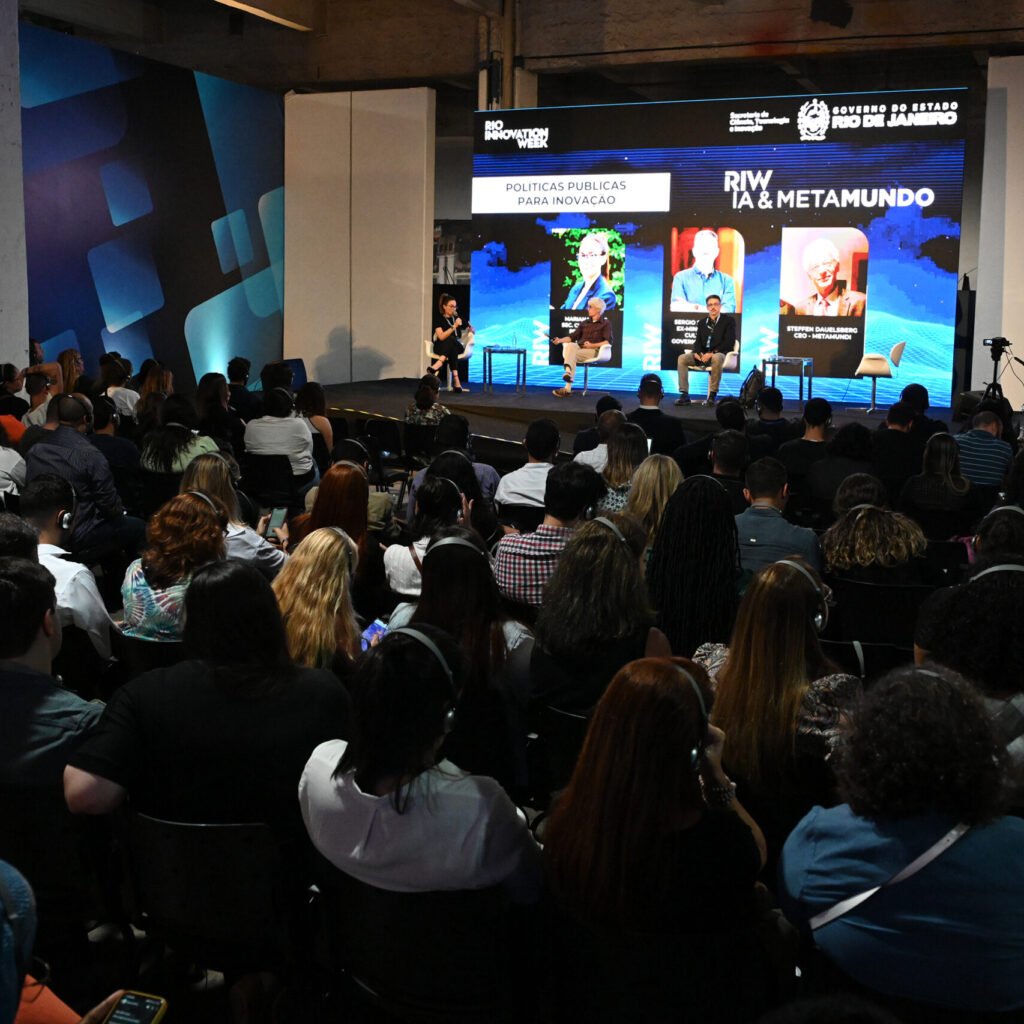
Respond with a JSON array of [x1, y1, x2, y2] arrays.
[[835, 665, 1007, 825], [142, 493, 226, 587]]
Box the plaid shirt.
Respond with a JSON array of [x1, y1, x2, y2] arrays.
[[493, 524, 574, 607]]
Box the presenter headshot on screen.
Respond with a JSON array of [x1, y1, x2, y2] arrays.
[[429, 293, 469, 392], [670, 228, 737, 313], [562, 232, 617, 312], [551, 297, 613, 397], [795, 238, 866, 317]]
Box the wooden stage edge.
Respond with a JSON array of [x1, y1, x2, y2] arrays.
[[321, 377, 957, 448]]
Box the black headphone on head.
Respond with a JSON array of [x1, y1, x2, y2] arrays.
[[337, 439, 370, 465], [58, 481, 78, 533], [185, 490, 228, 530], [775, 558, 830, 633], [55, 393, 90, 425], [325, 525, 359, 580], [673, 664, 708, 771], [389, 627, 458, 735]]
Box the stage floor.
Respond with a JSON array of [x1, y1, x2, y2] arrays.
[[322, 377, 956, 448]]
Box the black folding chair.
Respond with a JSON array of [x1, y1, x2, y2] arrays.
[[825, 578, 936, 647]]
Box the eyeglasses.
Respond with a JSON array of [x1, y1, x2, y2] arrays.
[[808, 261, 839, 274], [578, 251, 606, 260]]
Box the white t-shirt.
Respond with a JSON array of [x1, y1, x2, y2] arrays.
[[38, 543, 113, 659], [243, 415, 314, 474], [494, 462, 553, 508], [299, 739, 541, 898]]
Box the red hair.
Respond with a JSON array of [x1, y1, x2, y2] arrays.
[[292, 464, 368, 562], [543, 657, 712, 928], [142, 493, 226, 587]]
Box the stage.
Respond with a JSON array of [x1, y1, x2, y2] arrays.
[[322, 377, 958, 453]]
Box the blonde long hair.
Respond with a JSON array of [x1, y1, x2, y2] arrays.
[[272, 527, 360, 669], [179, 452, 242, 524], [626, 455, 682, 545]]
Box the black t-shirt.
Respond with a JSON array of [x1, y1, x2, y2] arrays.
[[0, 393, 28, 419], [777, 437, 829, 479], [67, 660, 351, 827]]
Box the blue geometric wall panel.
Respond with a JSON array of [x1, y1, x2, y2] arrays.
[[211, 209, 254, 274], [100, 160, 153, 226], [22, 89, 128, 177], [258, 187, 285, 307], [40, 329, 78, 363], [101, 321, 154, 368], [19, 21, 143, 109], [87, 236, 165, 333]]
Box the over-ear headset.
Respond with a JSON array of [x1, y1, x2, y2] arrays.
[[970, 563, 1024, 583], [185, 490, 228, 530], [775, 558, 830, 633], [55, 393, 89, 425], [325, 525, 359, 579], [57, 481, 77, 533], [977, 504, 1024, 531], [336, 439, 370, 464], [593, 515, 628, 546], [439, 449, 473, 465], [333, 460, 369, 480], [389, 626, 458, 734], [673, 664, 708, 770], [424, 536, 486, 560]]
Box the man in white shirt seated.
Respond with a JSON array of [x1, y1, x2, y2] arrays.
[[20, 475, 112, 660], [495, 418, 560, 509]]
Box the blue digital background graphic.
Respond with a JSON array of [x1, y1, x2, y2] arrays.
[[20, 21, 284, 389], [472, 131, 965, 405]]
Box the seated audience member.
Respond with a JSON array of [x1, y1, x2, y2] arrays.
[[140, 394, 220, 474], [259, 359, 295, 396], [573, 395, 623, 454], [955, 409, 1014, 487], [494, 461, 605, 613], [746, 386, 799, 454], [97, 355, 139, 417], [121, 491, 226, 640], [138, 362, 173, 401], [672, 398, 748, 477], [495, 417, 560, 509], [899, 382, 948, 443], [626, 454, 682, 551], [805, 422, 873, 520], [709, 429, 749, 514], [870, 400, 924, 507], [308, 438, 396, 539], [227, 355, 262, 421], [899, 431, 983, 537], [405, 414, 500, 519], [0, 413, 24, 447], [532, 514, 670, 714], [696, 559, 860, 875], [131, 389, 165, 440], [384, 475, 462, 597], [389, 527, 533, 793], [299, 624, 541, 897], [780, 666, 1024, 1016], [88, 395, 141, 515], [822, 474, 927, 584], [243, 386, 316, 489], [20, 371, 54, 429], [0, 421, 25, 497], [21, 476, 111, 660], [404, 374, 450, 426], [543, 657, 774, 1020], [735, 457, 821, 572], [0, 363, 28, 419], [295, 380, 334, 456], [777, 397, 832, 475], [0, 513, 37, 558], [626, 373, 686, 455], [291, 460, 370, 551], [573, 408, 624, 473], [65, 559, 351, 828], [424, 447, 500, 547], [195, 371, 245, 457], [273, 527, 361, 680], [180, 452, 287, 579], [648, 475, 741, 658], [26, 394, 145, 557], [0, 557, 102, 788], [594, 422, 647, 514]]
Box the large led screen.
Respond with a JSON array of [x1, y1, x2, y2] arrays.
[[471, 89, 967, 405]]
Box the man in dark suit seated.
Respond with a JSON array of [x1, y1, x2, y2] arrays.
[[627, 373, 686, 455], [675, 295, 736, 406]]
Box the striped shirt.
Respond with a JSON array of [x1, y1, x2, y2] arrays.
[[954, 429, 1013, 487]]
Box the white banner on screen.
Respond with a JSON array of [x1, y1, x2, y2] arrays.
[[472, 173, 671, 214]]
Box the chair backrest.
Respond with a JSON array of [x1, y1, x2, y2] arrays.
[[51, 624, 110, 700], [239, 452, 296, 510], [533, 704, 591, 796], [139, 470, 183, 518], [314, 853, 509, 1016], [365, 418, 404, 457], [498, 502, 546, 533], [127, 812, 287, 971], [403, 422, 438, 460], [111, 629, 184, 678], [890, 341, 907, 367], [311, 431, 331, 474], [825, 578, 936, 646]]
